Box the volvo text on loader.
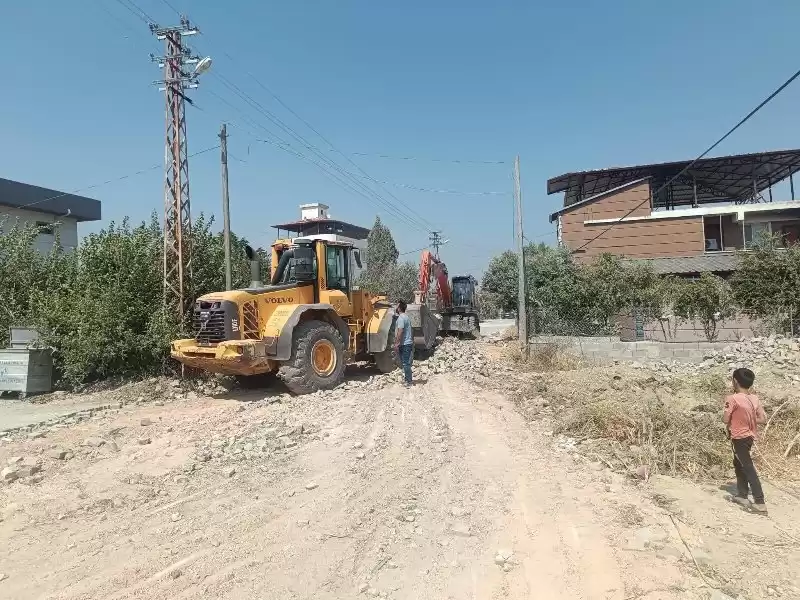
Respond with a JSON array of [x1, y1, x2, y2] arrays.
[[170, 237, 402, 394]]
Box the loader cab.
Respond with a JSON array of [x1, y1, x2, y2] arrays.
[[271, 237, 357, 317]]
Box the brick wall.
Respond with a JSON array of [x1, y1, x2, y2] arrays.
[[531, 335, 725, 363]]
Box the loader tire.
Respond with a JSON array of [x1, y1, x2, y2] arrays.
[[373, 321, 398, 374], [279, 320, 346, 395]]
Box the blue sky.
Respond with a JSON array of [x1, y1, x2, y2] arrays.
[[2, 0, 800, 277]]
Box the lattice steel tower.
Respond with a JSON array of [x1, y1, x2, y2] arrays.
[[150, 17, 200, 322]]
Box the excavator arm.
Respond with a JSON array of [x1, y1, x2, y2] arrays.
[[417, 250, 452, 309]]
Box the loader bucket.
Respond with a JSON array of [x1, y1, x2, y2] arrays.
[[405, 303, 440, 351]]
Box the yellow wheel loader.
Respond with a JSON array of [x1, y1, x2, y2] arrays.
[[170, 237, 403, 394]]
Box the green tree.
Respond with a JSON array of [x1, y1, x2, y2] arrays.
[[673, 273, 735, 342], [0, 212, 266, 387], [732, 234, 800, 330], [358, 216, 417, 301]]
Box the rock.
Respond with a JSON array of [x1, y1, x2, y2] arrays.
[[450, 506, 469, 518], [225, 467, 236, 478], [353, 442, 364, 449], [196, 450, 212, 462], [404, 515, 416, 523], [356, 452, 366, 460], [169, 569, 182, 579], [28, 431, 46, 440], [83, 437, 106, 448], [2, 467, 19, 483], [174, 475, 189, 484], [170, 513, 182, 522], [137, 437, 151, 445], [359, 582, 369, 593], [7, 457, 23, 465], [627, 527, 667, 551], [49, 449, 68, 460], [449, 522, 471, 537], [18, 463, 41, 477], [305, 482, 319, 491], [140, 418, 153, 426], [0, 573, 6, 582], [633, 465, 651, 480], [709, 591, 736, 600], [497, 548, 514, 561]]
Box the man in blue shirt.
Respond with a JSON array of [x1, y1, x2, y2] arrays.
[[394, 301, 414, 387]]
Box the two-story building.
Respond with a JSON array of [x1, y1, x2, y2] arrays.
[[548, 149, 800, 275], [0, 177, 101, 253]]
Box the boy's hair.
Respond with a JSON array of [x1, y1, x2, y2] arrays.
[[397, 300, 407, 313], [733, 367, 755, 390]]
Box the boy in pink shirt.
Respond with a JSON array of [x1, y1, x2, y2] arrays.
[[723, 368, 767, 514]]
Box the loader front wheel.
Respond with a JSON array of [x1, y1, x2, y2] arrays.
[[279, 320, 346, 395], [373, 320, 398, 374]]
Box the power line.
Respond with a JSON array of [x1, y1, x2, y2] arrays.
[[369, 179, 507, 196], [0, 145, 219, 219], [205, 80, 433, 233], [574, 66, 800, 254], [348, 152, 507, 165], [212, 72, 436, 233], [212, 50, 440, 231], [112, 0, 154, 24]]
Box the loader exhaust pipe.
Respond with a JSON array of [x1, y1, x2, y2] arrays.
[[245, 245, 263, 288]]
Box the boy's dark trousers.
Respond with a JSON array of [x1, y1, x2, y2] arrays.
[[732, 437, 765, 503]]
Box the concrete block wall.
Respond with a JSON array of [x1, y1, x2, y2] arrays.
[[530, 335, 726, 363]]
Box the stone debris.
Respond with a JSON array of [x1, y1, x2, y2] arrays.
[[48, 449, 68, 460], [304, 482, 319, 491], [7, 457, 23, 466], [2, 467, 19, 483], [137, 437, 152, 446], [355, 452, 366, 460], [140, 418, 153, 427], [448, 522, 472, 537], [225, 467, 236, 478], [82, 437, 106, 448]]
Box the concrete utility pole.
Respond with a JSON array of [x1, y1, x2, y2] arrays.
[[513, 155, 529, 358], [429, 231, 443, 258], [150, 16, 201, 322], [220, 123, 232, 290]]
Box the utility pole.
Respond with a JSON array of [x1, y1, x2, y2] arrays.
[[220, 123, 232, 290], [429, 231, 443, 258], [513, 155, 529, 358], [150, 16, 201, 323]]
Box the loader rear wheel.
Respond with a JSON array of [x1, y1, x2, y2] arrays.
[[373, 321, 398, 374], [279, 320, 346, 395]]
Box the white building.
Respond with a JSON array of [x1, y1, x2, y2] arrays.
[[272, 203, 370, 280], [0, 177, 101, 253]]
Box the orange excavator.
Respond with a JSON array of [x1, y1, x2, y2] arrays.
[[406, 250, 481, 346]]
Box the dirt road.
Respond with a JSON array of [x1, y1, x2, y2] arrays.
[[0, 370, 712, 600]]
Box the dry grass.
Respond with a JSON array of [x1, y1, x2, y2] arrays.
[[505, 341, 584, 372], [555, 388, 800, 481]]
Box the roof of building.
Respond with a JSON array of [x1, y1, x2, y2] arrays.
[[0, 177, 101, 222], [548, 149, 800, 209], [271, 218, 371, 239], [623, 253, 739, 275]]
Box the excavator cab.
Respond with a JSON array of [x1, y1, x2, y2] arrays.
[[170, 237, 398, 394]]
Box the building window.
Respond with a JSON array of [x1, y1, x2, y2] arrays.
[[36, 221, 54, 235], [744, 222, 770, 248], [704, 220, 722, 252]]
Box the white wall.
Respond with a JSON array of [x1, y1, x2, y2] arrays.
[[0, 207, 79, 253]]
